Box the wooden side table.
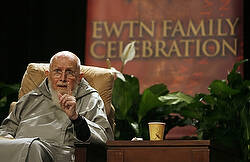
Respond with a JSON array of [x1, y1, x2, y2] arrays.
[[74, 143, 88, 162], [106, 140, 210, 162]]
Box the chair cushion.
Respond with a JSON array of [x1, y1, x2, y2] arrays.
[[18, 63, 115, 120]]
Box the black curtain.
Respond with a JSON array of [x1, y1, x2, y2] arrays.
[[1, 0, 87, 84]]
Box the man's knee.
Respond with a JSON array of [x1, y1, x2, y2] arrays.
[[27, 140, 53, 162]]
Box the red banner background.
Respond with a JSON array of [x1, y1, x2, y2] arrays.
[[85, 0, 243, 95]]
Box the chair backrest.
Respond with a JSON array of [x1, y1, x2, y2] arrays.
[[17, 63, 115, 130]]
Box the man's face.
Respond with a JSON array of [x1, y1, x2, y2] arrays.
[[48, 55, 80, 95]]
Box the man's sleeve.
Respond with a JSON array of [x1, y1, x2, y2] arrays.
[[77, 92, 114, 144], [0, 103, 20, 137], [71, 115, 90, 141]]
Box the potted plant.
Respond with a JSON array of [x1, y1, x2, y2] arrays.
[[110, 41, 249, 161], [159, 59, 250, 162], [110, 42, 193, 140]]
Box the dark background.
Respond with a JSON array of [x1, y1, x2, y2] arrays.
[[0, 0, 249, 84], [1, 0, 87, 84]]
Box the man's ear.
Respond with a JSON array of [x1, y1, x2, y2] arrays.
[[79, 72, 84, 80], [45, 70, 49, 77]]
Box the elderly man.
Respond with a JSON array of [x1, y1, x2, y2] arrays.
[[0, 51, 114, 162]]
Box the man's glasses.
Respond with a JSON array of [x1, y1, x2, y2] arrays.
[[52, 69, 76, 79]]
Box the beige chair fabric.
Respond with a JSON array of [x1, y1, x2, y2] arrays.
[[12, 63, 115, 130]]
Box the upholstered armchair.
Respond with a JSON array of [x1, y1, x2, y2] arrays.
[[9, 63, 115, 162]]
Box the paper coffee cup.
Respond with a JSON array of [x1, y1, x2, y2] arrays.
[[148, 122, 165, 141]]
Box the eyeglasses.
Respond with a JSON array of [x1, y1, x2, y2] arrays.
[[52, 69, 76, 79]]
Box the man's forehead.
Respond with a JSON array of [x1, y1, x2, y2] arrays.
[[54, 54, 75, 61], [51, 57, 77, 69], [51, 64, 75, 70]]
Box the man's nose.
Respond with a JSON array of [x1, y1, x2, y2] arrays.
[[60, 71, 67, 81]]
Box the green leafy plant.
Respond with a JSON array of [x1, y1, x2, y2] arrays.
[[159, 59, 250, 162], [0, 82, 20, 123], [111, 42, 193, 140], [111, 41, 249, 161], [112, 74, 172, 140]]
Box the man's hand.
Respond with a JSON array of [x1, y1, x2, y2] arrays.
[[58, 85, 78, 120]]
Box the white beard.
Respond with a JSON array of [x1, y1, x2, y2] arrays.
[[48, 81, 78, 108]]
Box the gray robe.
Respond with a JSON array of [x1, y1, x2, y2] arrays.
[[0, 78, 114, 162]]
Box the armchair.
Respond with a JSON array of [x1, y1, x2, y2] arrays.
[[9, 63, 115, 162]]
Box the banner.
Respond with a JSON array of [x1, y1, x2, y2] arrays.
[[85, 0, 243, 95]]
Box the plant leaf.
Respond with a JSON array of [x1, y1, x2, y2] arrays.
[[148, 84, 169, 96], [0, 82, 20, 96], [137, 84, 168, 122], [114, 119, 137, 140], [112, 74, 140, 120], [0, 96, 7, 107], [231, 59, 248, 73], [208, 80, 239, 98], [159, 92, 193, 105], [227, 59, 248, 89]]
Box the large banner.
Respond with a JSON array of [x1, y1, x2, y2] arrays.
[[85, 0, 243, 95]]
